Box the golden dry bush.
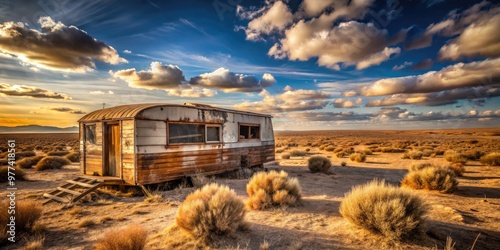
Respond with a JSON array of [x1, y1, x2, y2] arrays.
[[17, 156, 44, 169], [64, 152, 80, 162], [281, 153, 290, 159], [401, 166, 458, 193], [479, 152, 500, 166], [95, 225, 148, 250], [0, 166, 27, 182], [246, 170, 302, 210], [176, 184, 246, 242], [444, 151, 467, 164], [307, 156, 332, 173], [1, 200, 42, 243], [408, 162, 432, 171], [402, 150, 423, 160], [349, 153, 366, 162], [340, 180, 427, 240], [34, 156, 71, 171], [448, 163, 465, 177], [46, 150, 69, 156]]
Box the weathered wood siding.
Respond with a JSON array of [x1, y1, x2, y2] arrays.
[[121, 120, 135, 184], [84, 122, 103, 176]]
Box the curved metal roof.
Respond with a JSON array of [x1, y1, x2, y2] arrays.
[[78, 103, 271, 122]]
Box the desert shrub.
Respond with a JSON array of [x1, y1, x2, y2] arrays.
[[402, 150, 423, 160], [17, 156, 44, 169], [340, 180, 427, 240], [47, 151, 70, 156], [290, 150, 306, 157], [380, 147, 406, 153], [444, 151, 467, 164], [64, 152, 80, 162], [422, 149, 434, 157], [325, 146, 335, 152], [176, 184, 245, 241], [318, 144, 327, 150], [341, 161, 347, 167], [14, 151, 36, 160], [479, 152, 500, 166], [408, 162, 432, 171], [246, 170, 301, 210], [281, 154, 290, 159], [307, 156, 332, 173], [349, 153, 366, 163], [462, 150, 484, 160], [1, 200, 42, 242], [401, 166, 458, 193], [0, 166, 27, 182], [448, 163, 465, 177], [34, 156, 71, 171], [358, 149, 373, 155], [95, 225, 147, 250], [34, 145, 43, 151]]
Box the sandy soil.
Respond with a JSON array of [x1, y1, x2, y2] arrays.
[[0, 129, 499, 250]]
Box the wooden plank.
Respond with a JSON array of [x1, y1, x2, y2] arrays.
[[71, 182, 103, 202], [67, 180, 96, 188], [57, 187, 82, 196], [43, 193, 70, 203]]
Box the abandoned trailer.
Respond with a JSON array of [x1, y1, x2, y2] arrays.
[[77, 103, 275, 185]]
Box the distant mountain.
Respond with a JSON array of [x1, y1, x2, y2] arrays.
[[0, 125, 78, 133]]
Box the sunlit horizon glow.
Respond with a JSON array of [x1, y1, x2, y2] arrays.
[[0, 0, 499, 131]]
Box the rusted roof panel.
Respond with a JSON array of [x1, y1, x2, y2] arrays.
[[78, 103, 271, 122]]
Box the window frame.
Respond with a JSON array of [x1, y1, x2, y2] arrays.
[[166, 121, 223, 146], [238, 123, 261, 141], [205, 124, 222, 143], [84, 124, 97, 145]]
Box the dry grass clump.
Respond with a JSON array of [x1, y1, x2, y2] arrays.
[[341, 161, 347, 167], [95, 225, 148, 250], [246, 170, 301, 210], [64, 152, 80, 162], [380, 147, 406, 153], [358, 149, 373, 155], [281, 153, 290, 159], [17, 156, 44, 169], [34, 156, 71, 171], [324, 145, 335, 152], [20, 236, 45, 250], [15, 151, 36, 160], [0, 166, 27, 182], [408, 162, 432, 171], [176, 184, 246, 242], [307, 156, 332, 173], [47, 150, 70, 156], [1, 200, 42, 243], [444, 151, 467, 164], [290, 150, 307, 157], [448, 163, 465, 177], [340, 180, 427, 240], [479, 152, 500, 166], [402, 150, 423, 160], [401, 166, 458, 193], [349, 153, 366, 162]]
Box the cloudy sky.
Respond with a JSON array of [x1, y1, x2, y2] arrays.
[[0, 0, 499, 130]]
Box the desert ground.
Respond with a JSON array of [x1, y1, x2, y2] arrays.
[[1, 128, 500, 250]]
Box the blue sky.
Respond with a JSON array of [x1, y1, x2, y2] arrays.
[[0, 0, 499, 130]]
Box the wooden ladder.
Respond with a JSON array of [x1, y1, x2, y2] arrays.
[[43, 177, 104, 204]]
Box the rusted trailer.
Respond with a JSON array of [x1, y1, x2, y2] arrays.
[[77, 103, 275, 185]]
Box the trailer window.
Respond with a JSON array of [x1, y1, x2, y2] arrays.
[[85, 124, 96, 144], [206, 126, 221, 142], [239, 124, 260, 140], [169, 123, 205, 143]]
